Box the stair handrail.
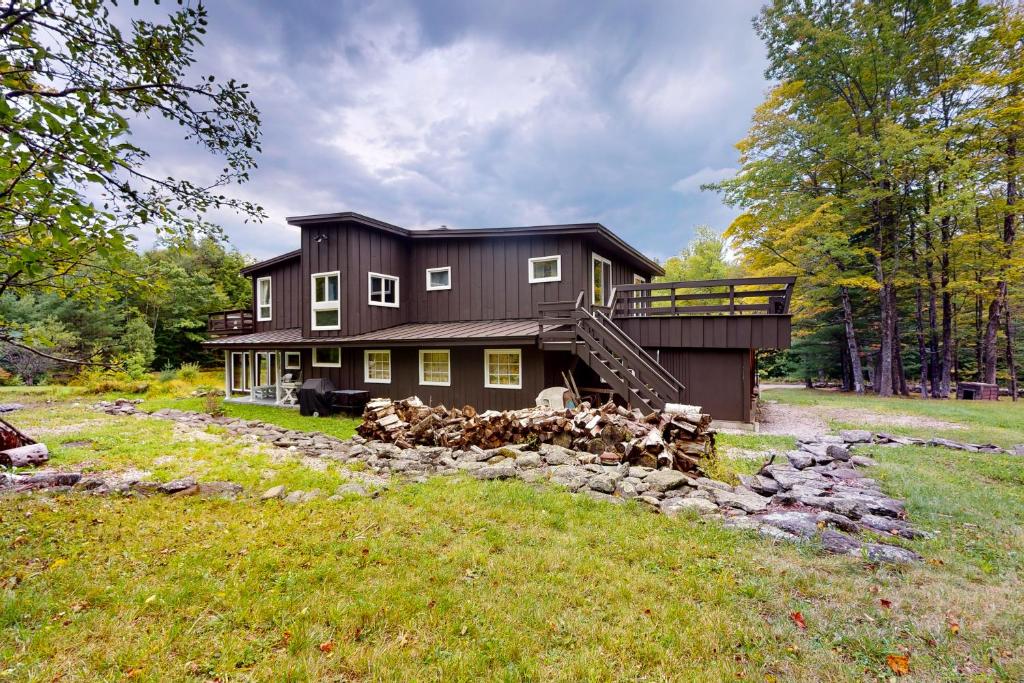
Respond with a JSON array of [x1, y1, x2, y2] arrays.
[[577, 305, 685, 398], [591, 308, 686, 396]]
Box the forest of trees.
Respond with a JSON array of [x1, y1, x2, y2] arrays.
[[716, 0, 1024, 397]]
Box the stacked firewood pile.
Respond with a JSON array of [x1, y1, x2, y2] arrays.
[[358, 397, 715, 473]]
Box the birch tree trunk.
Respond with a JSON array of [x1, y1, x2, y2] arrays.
[[839, 286, 864, 394]]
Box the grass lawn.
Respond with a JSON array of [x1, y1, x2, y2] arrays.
[[1, 388, 1023, 679]]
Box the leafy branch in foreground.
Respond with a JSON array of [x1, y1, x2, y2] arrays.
[[0, 0, 265, 360]]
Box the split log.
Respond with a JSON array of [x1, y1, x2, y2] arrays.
[[0, 443, 49, 468]]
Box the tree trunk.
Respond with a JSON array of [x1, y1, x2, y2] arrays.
[[0, 443, 49, 467], [839, 286, 864, 394], [877, 281, 895, 397], [925, 222, 941, 397], [910, 220, 929, 398], [939, 216, 953, 397], [1007, 304, 1018, 401]]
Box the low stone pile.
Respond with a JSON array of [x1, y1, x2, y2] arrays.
[[0, 468, 244, 499], [86, 400, 925, 562]]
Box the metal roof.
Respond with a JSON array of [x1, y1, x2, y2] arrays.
[[203, 319, 542, 349]]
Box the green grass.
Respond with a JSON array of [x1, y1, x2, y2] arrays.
[[139, 396, 361, 441], [1, 390, 1023, 679]]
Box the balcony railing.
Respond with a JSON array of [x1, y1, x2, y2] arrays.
[[207, 309, 255, 335], [608, 276, 795, 318]]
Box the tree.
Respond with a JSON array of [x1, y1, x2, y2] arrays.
[[1, 0, 263, 362], [659, 226, 743, 282]]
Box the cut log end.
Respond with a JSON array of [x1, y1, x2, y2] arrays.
[[0, 443, 49, 468]]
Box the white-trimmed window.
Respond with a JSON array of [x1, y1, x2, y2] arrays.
[[484, 348, 522, 389], [311, 271, 341, 330], [528, 255, 561, 283], [256, 276, 272, 321], [591, 253, 612, 306], [364, 349, 391, 384], [283, 351, 301, 370], [426, 267, 451, 291], [368, 272, 399, 307], [418, 349, 451, 386], [312, 347, 341, 367], [230, 352, 250, 393]]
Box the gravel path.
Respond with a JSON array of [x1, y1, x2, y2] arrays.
[[755, 400, 966, 438]]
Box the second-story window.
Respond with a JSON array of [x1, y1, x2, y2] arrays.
[[528, 255, 561, 283], [256, 276, 272, 321], [368, 272, 399, 307], [426, 267, 451, 291], [591, 253, 611, 306], [311, 271, 341, 330]]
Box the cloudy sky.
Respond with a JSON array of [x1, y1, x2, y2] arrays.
[[138, 0, 770, 261]]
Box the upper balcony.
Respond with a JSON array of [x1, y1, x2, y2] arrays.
[[207, 309, 255, 336], [607, 276, 795, 318]]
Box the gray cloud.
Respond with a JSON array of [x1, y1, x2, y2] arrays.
[[129, 0, 770, 261]]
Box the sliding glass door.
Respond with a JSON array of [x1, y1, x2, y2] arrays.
[[230, 352, 251, 393]]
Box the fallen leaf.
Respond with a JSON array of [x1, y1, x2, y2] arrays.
[[144, 594, 157, 604], [125, 668, 143, 678], [49, 558, 67, 571], [318, 640, 334, 653], [879, 599, 892, 609], [947, 619, 960, 635], [280, 630, 292, 645], [886, 654, 910, 676], [789, 612, 806, 630]]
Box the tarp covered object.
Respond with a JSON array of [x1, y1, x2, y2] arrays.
[[298, 378, 336, 416]]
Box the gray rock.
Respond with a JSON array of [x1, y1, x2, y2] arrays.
[[283, 490, 306, 504], [584, 490, 624, 505], [455, 460, 486, 472], [738, 474, 780, 497], [840, 430, 873, 443], [261, 484, 286, 500], [766, 467, 828, 491], [1010, 444, 1024, 456], [851, 455, 878, 468], [858, 514, 925, 539], [819, 530, 864, 555], [334, 482, 369, 497], [158, 477, 197, 494], [786, 451, 815, 470], [645, 469, 691, 492], [539, 443, 579, 465], [826, 445, 851, 461], [758, 525, 802, 542], [661, 496, 717, 516], [198, 481, 243, 499], [798, 442, 831, 460], [863, 543, 921, 564], [519, 469, 549, 484], [710, 487, 770, 513], [514, 453, 542, 469], [815, 511, 859, 532], [473, 465, 518, 481], [693, 477, 732, 492], [756, 511, 819, 538], [588, 474, 616, 494], [637, 494, 663, 509], [627, 466, 653, 479], [615, 480, 638, 499]]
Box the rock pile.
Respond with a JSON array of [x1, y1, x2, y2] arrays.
[[358, 397, 715, 473], [79, 399, 931, 562], [0, 468, 244, 499]]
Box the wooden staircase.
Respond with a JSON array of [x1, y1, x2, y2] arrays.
[[538, 293, 684, 412]]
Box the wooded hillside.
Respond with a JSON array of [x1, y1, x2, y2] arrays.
[[717, 0, 1023, 397]]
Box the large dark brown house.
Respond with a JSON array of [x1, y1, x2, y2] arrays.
[[204, 212, 793, 424]]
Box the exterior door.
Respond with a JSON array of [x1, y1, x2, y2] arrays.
[[255, 351, 278, 387]]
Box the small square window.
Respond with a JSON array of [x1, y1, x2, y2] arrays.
[[313, 347, 341, 367], [484, 348, 522, 389], [284, 351, 301, 370], [528, 255, 561, 283], [368, 272, 399, 307], [419, 349, 450, 386], [426, 267, 451, 291], [364, 349, 391, 384]]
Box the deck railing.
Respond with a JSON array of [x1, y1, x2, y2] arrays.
[[207, 309, 255, 335], [608, 276, 795, 318]]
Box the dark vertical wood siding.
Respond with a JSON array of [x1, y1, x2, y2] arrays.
[[297, 344, 547, 411], [650, 348, 752, 422], [406, 235, 590, 322], [616, 316, 792, 350], [300, 221, 411, 338], [250, 257, 303, 332]]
